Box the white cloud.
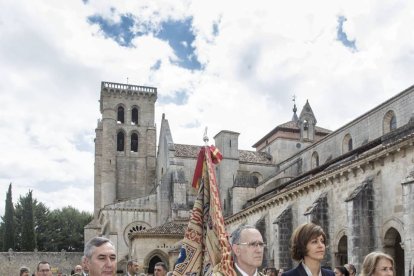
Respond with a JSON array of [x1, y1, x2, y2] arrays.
[[1, 0, 414, 217]]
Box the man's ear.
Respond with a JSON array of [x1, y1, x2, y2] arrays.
[[232, 244, 240, 256], [85, 257, 91, 270]]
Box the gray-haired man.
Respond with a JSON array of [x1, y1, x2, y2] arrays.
[[84, 237, 117, 276], [231, 225, 265, 276]]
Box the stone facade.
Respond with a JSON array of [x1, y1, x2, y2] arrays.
[[87, 81, 414, 276], [0, 250, 83, 276]]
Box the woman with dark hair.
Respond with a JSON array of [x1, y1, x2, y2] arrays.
[[282, 223, 334, 276], [334, 266, 349, 276]]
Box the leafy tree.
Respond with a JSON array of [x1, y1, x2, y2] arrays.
[[2, 183, 15, 251], [15, 195, 50, 251], [19, 190, 36, 251], [0, 221, 4, 251], [12, 191, 92, 252], [47, 206, 92, 251]]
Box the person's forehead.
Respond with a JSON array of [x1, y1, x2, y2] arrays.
[[240, 228, 262, 240], [92, 243, 116, 256], [39, 263, 50, 269], [377, 258, 392, 266]]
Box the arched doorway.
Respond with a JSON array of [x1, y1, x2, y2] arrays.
[[336, 235, 348, 265], [148, 256, 163, 274], [383, 227, 404, 276]]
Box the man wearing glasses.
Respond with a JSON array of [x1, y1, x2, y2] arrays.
[[231, 225, 265, 276]]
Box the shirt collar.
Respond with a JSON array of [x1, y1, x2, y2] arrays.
[[235, 263, 258, 276], [302, 262, 322, 276]]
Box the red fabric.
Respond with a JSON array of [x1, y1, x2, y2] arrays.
[[174, 146, 236, 276]]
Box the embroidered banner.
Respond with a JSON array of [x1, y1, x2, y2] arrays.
[[173, 146, 236, 276]]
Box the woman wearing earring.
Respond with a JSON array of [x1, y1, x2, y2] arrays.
[[282, 223, 334, 276]]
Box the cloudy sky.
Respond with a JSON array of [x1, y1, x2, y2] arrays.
[[1, 0, 414, 217]]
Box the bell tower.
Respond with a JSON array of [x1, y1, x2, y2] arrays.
[[94, 81, 157, 216], [298, 100, 317, 142]]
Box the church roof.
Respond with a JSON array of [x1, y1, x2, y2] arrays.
[[131, 221, 187, 238], [239, 150, 272, 164], [252, 121, 332, 148], [174, 144, 201, 157], [174, 144, 272, 164]]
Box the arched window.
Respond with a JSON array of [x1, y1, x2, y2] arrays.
[[131, 133, 138, 152], [117, 106, 125, 123], [342, 134, 353, 153], [131, 107, 138, 125], [117, 131, 124, 151], [250, 172, 262, 186], [383, 110, 397, 134], [311, 151, 319, 168]]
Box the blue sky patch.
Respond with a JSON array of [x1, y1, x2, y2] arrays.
[[151, 60, 162, 71], [158, 90, 189, 105], [87, 11, 202, 70], [87, 13, 137, 47], [337, 16, 357, 51], [155, 19, 202, 70]]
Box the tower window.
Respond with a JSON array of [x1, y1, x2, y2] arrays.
[[131, 133, 138, 152], [117, 132, 125, 151], [342, 134, 353, 153], [383, 110, 397, 134], [311, 151, 319, 168], [348, 138, 353, 151], [131, 107, 138, 125], [117, 106, 125, 124]]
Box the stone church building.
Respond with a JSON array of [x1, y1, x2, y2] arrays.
[[85, 81, 414, 275]]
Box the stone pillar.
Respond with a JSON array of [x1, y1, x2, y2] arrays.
[[345, 177, 375, 273], [304, 193, 331, 267], [273, 206, 293, 270], [401, 166, 414, 276]]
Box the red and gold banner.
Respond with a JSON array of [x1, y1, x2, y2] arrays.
[[173, 146, 236, 276]]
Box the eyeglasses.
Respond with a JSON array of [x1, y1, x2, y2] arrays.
[[237, 241, 266, 248]]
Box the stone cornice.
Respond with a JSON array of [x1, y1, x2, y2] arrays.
[[225, 134, 414, 224]]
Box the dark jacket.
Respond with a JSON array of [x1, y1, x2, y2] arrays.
[[282, 263, 334, 276]]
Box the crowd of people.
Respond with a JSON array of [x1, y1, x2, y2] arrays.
[[17, 223, 396, 276]]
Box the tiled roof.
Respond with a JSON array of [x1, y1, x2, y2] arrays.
[[278, 121, 331, 134], [174, 144, 201, 158], [239, 150, 272, 164], [174, 144, 272, 164], [137, 221, 187, 236]]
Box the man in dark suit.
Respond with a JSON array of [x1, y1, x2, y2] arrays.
[[230, 225, 265, 276], [125, 259, 140, 276]]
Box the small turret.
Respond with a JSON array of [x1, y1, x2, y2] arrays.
[[298, 100, 317, 141]]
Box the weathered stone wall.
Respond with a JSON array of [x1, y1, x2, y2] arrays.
[[281, 86, 414, 174], [0, 251, 83, 276]]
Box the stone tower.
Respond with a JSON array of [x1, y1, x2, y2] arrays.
[[94, 81, 157, 216], [214, 130, 240, 216]]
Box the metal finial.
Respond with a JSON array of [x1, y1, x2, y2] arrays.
[[126, 77, 129, 84], [203, 127, 209, 145], [292, 94, 297, 113]]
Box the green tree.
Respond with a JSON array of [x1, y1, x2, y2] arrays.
[[47, 206, 92, 251], [14, 192, 91, 252], [2, 183, 15, 251], [19, 190, 36, 251], [0, 221, 4, 251], [15, 193, 49, 251]]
